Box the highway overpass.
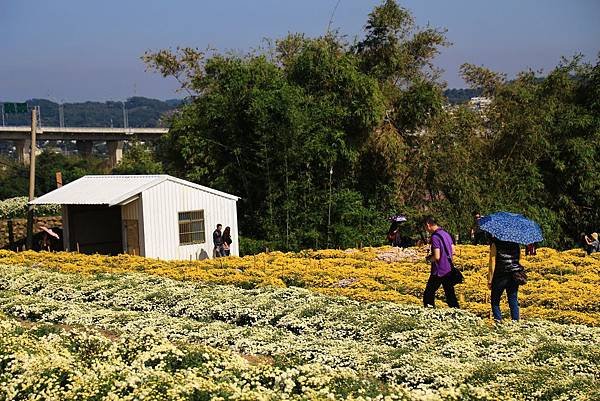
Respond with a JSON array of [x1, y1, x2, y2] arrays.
[[0, 126, 168, 167]]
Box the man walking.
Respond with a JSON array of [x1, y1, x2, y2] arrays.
[[213, 224, 223, 258], [422, 216, 459, 308]]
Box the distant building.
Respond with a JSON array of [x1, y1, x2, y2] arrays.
[[468, 96, 492, 111], [30, 175, 239, 260]]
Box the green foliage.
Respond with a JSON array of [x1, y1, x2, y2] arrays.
[[35, 152, 106, 195], [329, 189, 389, 248], [0, 152, 106, 200], [392, 79, 445, 131], [112, 141, 163, 175], [459, 63, 506, 95], [238, 236, 278, 256], [0, 197, 61, 219], [354, 0, 447, 84], [144, 1, 447, 251], [463, 56, 600, 247], [148, 45, 386, 249], [143, 1, 599, 250], [0, 136, 166, 201], [444, 88, 482, 104], [0, 158, 28, 199]]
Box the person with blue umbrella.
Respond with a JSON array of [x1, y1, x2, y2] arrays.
[[479, 212, 543, 322]]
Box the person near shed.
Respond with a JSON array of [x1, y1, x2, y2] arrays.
[[422, 216, 460, 309], [38, 226, 61, 252], [583, 232, 599, 254], [213, 224, 223, 258], [488, 238, 521, 321], [222, 226, 233, 256]]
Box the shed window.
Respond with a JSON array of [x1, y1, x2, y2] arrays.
[[178, 210, 205, 245]]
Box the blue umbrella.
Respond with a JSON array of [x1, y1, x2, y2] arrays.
[[478, 212, 543, 245]]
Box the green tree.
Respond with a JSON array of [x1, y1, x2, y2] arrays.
[[0, 157, 28, 199], [0, 152, 106, 199], [112, 141, 163, 175], [142, 1, 452, 250], [147, 45, 386, 249], [459, 56, 600, 247], [136, 2, 595, 250], [354, 0, 447, 85], [35, 151, 106, 195]]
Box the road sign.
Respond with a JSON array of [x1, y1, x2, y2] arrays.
[[3, 103, 28, 114]]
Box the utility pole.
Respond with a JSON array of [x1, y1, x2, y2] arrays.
[[56, 171, 63, 188], [122, 101, 128, 129], [37, 105, 42, 128], [26, 107, 37, 250], [326, 165, 333, 248], [59, 103, 65, 127]]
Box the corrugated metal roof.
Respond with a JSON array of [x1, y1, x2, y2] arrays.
[[30, 175, 239, 206]]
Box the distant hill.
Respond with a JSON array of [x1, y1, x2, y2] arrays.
[[1, 97, 183, 127], [443, 88, 483, 105], [2, 91, 480, 127]]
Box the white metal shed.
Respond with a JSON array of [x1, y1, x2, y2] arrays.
[[30, 175, 239, 260]]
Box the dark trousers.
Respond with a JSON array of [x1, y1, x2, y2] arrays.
[[423, 274, 459, 308]]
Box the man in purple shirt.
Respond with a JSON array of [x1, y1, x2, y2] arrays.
[[422, 216, 459, 308]]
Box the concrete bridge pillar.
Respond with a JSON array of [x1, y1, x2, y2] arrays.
[[76, 140, 93, 156], [14, 139, 31, 164], [107, 140, 124, 168]]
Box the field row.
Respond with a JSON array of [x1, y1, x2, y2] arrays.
[[1, 246, 599, 325], [1, 264, 598, 400], [1, 316, 406, 401]]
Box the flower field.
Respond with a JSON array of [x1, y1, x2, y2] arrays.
[[0, 245, 599, 326], [0, 247, 599, 399], [1, 263, 599, 400]]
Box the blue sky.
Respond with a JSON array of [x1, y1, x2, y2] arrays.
[[1, 0, 599, 102]]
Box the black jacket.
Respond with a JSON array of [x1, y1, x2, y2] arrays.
[[213, 229, 222, 247], [494, 240, 520, 279]]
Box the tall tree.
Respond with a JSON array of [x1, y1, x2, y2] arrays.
[[460, 56, 600, 246], [143, 2, 600, 250]]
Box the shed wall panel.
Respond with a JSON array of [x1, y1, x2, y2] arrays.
[[138, 196, 146, 256], [121, 198, 142, 256], [121, 198, 140, 220], [140, 181, 238, 260]]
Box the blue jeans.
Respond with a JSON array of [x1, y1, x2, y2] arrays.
[[491, 275, 519, 321]]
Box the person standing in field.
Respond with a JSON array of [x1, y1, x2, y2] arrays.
[[222, 226, 232, 256], [470, 211, 487, 245], [583, 232, 599, 254], [488, 237, 521, 321], [422, 216, 460, 309], [213, 224, 223, 258]]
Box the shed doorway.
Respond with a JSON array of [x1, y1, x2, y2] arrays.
[[67, 205, 123, 255]]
